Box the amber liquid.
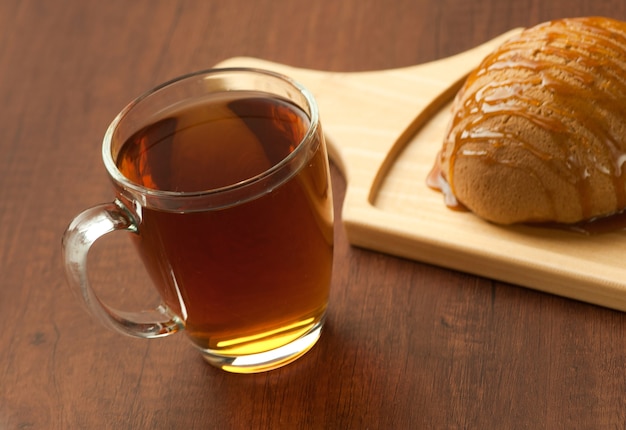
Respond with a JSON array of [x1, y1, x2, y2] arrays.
[[115, 92, 333, 365]]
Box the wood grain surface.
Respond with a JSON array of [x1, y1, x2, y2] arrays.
[[2, 1, 626, 429]]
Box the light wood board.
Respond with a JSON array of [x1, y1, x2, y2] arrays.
[[216, 29, 626, 312]]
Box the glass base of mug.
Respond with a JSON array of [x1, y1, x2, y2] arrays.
[[199, 319, 324, 374]]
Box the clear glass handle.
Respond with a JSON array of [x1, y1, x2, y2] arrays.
[[62, 200, 184, 338]]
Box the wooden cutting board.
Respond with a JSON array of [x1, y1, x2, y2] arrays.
[[216, 29, 626, 312]]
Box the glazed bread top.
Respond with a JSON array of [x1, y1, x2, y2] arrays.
[[436, 17, 626, 225]]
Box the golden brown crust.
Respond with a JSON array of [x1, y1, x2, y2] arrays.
[[439, 17, 626, 224]]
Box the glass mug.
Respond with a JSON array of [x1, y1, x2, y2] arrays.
[[62, 68, 334, 373]]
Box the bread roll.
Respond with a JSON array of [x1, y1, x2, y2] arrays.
[[435, 17, 626, 225]]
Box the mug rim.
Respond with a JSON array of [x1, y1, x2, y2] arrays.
[[101, 67, 320, 204]]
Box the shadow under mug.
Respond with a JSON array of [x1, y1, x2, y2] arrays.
[[62, 68, 334, 373]]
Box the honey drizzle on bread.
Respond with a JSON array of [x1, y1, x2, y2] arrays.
[[434, 17, 626, 225]]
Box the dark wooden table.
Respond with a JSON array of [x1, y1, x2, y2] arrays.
[[2, 1, 626, 428]]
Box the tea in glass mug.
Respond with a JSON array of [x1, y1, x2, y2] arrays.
[[62, 69, 334, 373]]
